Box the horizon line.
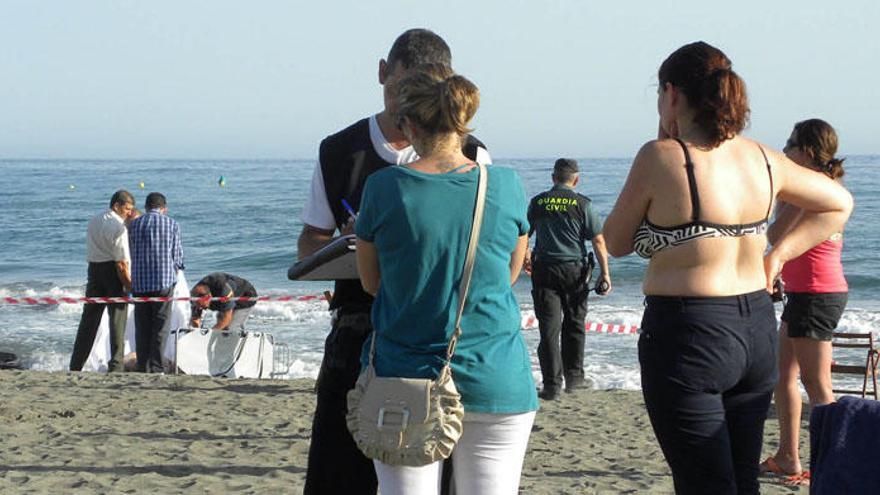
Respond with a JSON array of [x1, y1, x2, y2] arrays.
[[0, 156, 635, 162], [2, 154, 878, 162]]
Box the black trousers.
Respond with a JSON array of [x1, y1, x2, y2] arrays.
[[304, 311, 377, 495], [133, 285, 174, 373], [69, 261, 128, 372], [531, 260, 589, 392], [639, 290, 778, 495]]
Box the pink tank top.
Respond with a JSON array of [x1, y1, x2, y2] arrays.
[[781, 237, 848, 293]]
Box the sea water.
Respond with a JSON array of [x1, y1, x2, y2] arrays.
[[1, 157, 878, 390]]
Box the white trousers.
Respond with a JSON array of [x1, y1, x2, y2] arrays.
[[374, 411, 536, 495]]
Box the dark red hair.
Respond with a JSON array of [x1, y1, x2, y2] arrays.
[[659, 41, 750, 147]]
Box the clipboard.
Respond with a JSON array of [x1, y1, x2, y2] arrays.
[[288, 234, 358, 281]]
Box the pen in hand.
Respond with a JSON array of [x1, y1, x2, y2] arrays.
[[341, 199, 358, 220]]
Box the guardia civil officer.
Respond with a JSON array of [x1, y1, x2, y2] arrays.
[[526, 158, 611, 400]]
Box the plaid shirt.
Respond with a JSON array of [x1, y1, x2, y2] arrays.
[[129, 209, 184, 293]]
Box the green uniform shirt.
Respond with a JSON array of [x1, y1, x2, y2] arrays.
[[528, 184, 602, 263]]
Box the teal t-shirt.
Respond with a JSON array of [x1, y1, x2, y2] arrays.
[[355, 165, 538, 414]]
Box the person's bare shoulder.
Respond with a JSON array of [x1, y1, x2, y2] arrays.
[[631, 139, 684, 182], [727, 135, 777, 163], [746, 137, 787, 167]]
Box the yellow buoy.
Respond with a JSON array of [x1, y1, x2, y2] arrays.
[[138, 181, 145, 189]]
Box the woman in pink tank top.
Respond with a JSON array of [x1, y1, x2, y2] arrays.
[[763, 119, 849, 481]]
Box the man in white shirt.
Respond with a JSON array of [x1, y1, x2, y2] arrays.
[[298, 28, 491, 495], [69, 190, 134, 372]]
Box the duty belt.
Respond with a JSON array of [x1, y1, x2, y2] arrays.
[[531, 252, 596, 292]]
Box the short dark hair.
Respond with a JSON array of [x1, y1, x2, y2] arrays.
[[145, 192, 167, 210], [553, 158, 579, 183], [109, 189, 134, 209], [386, 29, 451, 73]]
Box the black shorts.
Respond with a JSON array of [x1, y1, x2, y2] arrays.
[[781, 292, 848, 341]]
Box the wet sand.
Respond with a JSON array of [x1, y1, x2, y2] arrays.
[[0, 371, 808, 494]]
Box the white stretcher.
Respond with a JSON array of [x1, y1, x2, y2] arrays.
[[171, 328, 285, 379]]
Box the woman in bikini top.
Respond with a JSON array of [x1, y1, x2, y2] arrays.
[[600, 41, 853, 494], [603, 64, 851, 298]]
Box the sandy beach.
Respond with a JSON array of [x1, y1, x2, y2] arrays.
[[0, 371, 808, 494]]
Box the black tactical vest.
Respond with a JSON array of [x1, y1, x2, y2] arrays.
[[528, 186, 593, 263]]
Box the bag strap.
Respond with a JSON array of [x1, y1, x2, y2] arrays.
[[445, 162, 487, 362], [367, 162, 488, 367]]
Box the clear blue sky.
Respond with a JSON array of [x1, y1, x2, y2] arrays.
[[1, 0, 877, 159]]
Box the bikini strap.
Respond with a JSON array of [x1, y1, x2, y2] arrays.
[[674, 138, 700, 221], [757, 145, 774, 220]]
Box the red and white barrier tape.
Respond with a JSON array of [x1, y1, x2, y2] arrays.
[[521, 315, 639, 334], [2, 294, 639, 334], [1, 294, 328, 305]]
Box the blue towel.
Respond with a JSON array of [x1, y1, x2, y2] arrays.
[[809, 396, 880, 494]]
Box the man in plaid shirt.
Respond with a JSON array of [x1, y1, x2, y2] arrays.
[[129, 192, 184, 373]]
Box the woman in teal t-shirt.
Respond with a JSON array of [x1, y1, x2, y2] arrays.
[[355, 64, 537, 494]]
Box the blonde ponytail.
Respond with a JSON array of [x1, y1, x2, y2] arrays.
[[394, 65, 480, 136]]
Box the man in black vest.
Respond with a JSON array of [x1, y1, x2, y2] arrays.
[[526, 158, 611, 401], [297, 29, 490, 494]]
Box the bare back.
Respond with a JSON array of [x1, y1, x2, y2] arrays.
[[640, 136, 774, 296]]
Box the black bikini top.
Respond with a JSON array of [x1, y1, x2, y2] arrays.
[[633, 139, 773, 259]]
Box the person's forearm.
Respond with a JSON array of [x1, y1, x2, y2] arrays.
[[771, 210, 849, 263], [116, 261, 131, 292], [509, 235, 528, 285], [173, 232, 184, 270], [213, 310, 234, 330], [597, 251, 610, 279], [297, 225, 336, 259], [592, 236, 611, 277], [356, 239, 380, 295]]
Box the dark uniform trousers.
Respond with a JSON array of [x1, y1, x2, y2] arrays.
[[69, 261, 128, 372], [304, 311, 377, 494], [531, 259, 589, 392]]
